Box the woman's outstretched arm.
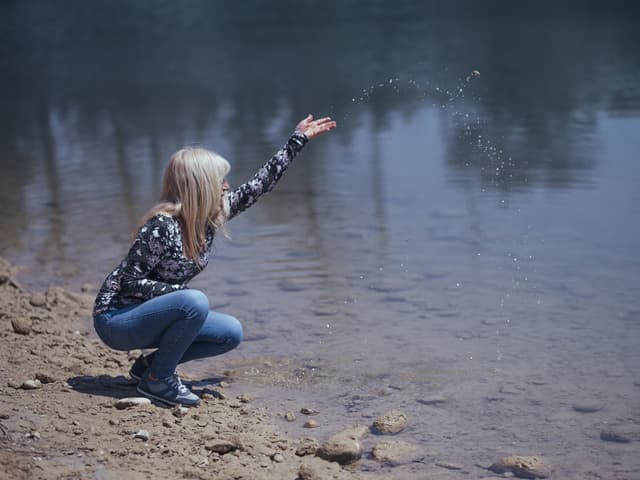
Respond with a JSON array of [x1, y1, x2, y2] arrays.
[[226, 115, 336, 220]]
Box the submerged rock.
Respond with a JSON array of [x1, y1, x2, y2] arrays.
[[316, 427, 363, 465], [303, 420, 319, 429], [600, 428, 633, 443], [572, 401, 604, 413], [284, 411, 296, 422], [372, 439, 419, 465], [372, 410, 408, 434], [489, 455, 550, 479]]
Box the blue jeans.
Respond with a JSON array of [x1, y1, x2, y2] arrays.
[[93, 289, 243, 378]]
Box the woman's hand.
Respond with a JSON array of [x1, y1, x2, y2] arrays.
[[295, 114, 337, 140]]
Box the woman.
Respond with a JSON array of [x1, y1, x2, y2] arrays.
[[93, 114, 336, 406]]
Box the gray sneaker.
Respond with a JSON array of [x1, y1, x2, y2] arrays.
[[137, 373, 200, 407]]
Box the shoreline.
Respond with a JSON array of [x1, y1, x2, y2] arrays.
[[0, 257, 382, 480]]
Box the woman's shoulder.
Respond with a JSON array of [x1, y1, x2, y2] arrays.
[[139, 213, 180, 237]]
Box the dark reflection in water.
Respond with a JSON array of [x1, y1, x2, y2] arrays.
[[1, 3, 640, 477]]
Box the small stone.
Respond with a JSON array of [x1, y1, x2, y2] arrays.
[[21, 379, 42, 390], [296, 438, 319, 456], [134, 430, 150, 441], [298, 463, 322, 480], [81, 283, 94, 293], [436, 461, 464, 470], [108, 418, 119, 426], [29, 293, 47, 308], [471, 70, 481, 77], [34, 373, 56, 384], [284, 411, 296, 422], [271, 453, 284, 463], [218, 381, 229, 388], [572, 401, 604, 413], [205, 440, 238, 454], [489, 455, 550, 479], [278, 279, 305, 292], [172, 406, 189, 418], [11, 317, 32, 335], [372, 410, 408, 434], [300, 407, 319, 415], [7, 380, 21, 389], [416, 396, 448, 406], [304, 420, 319, 428], [600, 429, 632, 443], [372, 439, 419, 465], [26, 431, 41, 440], [162, 420, 173, 428], [114, 397, 151, 410], [201, 393, 214, 401], [316, 429, 363, 465], [237, 393, 255, 403]]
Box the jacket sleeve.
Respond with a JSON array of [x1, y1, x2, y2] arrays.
[[119, 216, 185, 300], [226, 131, 308, 220]]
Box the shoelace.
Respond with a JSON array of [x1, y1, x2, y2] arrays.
[[166, 374, 189, 395]]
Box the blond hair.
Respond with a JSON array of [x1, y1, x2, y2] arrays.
[[142, 147, 231, 263]]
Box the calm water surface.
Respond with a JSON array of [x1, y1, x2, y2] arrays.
[[2, 2, 640, 478]]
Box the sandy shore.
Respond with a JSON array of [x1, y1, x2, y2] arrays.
[[0, 257, 386, 480]]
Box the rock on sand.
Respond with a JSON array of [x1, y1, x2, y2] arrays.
[[489, 455, 551, 479], [114, 397, 151, 410]]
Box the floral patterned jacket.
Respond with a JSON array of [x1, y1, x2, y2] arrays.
[[93, 131, 308, 316]]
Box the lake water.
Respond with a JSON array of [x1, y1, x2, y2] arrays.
[[2, 2, 640, 478]]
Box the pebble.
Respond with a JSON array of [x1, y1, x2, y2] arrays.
[[489, 455, 550, 479], [172, 406, 189, 418], [237, 393, 255, 403], [284, 411, 296, 422], [300, 407, 319, 415], [205, 440, 238, 454], [572, 401, 604, 413], [34, 373, 56, 384], [134, 430, 150, 441], [271, 453, 284, 463], [416, 396, 448, 406], [372, 439, 418, 465], [278, 279, 306, 292], [114, 397, 151, 410], [295, 437, 319, 456], [298, 463, 323, 480], [26, 431, 41, 440], [80, 283, 94, 293], [29, 293, 47, 308], [436, 461, 464, 470], [600, 429, 632, 443], [11, 317, 32, 335], [372, 410, 408, 434], [316, 429, 363, 465], [304, 420, 319, 428], [21, 379, 42, 390]]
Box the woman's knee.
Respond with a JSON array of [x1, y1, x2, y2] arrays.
[[226, 316, 243, 348], [173, 289, 210, 320]]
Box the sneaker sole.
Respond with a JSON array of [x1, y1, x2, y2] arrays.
[[136, 385, 200, 407]]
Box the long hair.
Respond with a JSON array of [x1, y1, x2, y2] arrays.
[[142, 147, 231, 262]]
